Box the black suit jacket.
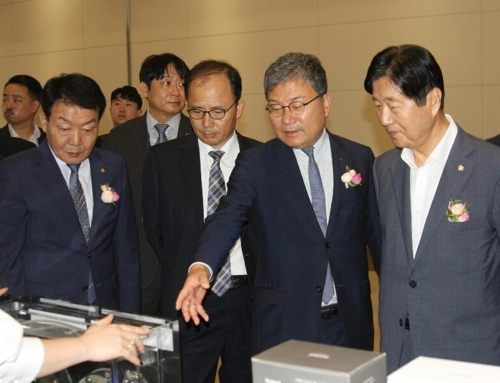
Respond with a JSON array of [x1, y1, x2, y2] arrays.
[[193, 131, 382, 353], [0, 124, 46, 145], [100, 113, 193, 306], [0, 141, 141, 312], [142, 133, 262, 318], [0, 136, 36, 161]]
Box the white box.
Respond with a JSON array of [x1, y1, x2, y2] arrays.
[[388, 356, 500, 383], [252, 339, 387, 383]]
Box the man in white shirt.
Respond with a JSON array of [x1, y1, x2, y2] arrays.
[[365, 44, 500, 373], [142, 59, 261, 383], [1, 75, 45, 146]]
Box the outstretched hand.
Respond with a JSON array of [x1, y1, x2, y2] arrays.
[[175, 264, 211, 325], [81, 314, 150, 366]]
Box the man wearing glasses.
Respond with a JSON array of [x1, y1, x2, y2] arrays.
[[142, 60, 261, 383], [176, 53, 382, 357]]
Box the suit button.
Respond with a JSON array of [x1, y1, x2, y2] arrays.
[[409, 280, 417, 288], [82, 285, 89, 292], [325, 242, 331, 249], [88, 252, 93, 259], [399, 319, 403, 327], [315, 286, 323, 293]]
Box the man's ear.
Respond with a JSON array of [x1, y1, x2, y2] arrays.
[[31, 100, 40, 114], [428, 88, 442, 115], [140, 82, 149, 98], [39, 110, 48, 133]]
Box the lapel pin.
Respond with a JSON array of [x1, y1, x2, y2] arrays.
[[458, 165, 464, 172], [100, 167, 106, 173]]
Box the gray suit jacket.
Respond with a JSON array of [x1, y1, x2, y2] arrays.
[[374, 126, 500, 373], [100, 113, 192, 314]]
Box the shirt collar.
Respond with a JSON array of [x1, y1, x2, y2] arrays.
[[293, 128, 328, 158], [401, 114, 458, 169], [198, 131, 239, 159], [146, 110, 180, 129]]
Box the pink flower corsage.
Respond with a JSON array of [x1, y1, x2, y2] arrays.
[[341, 166, 362, 188], [101, 184, 120, 204], [446, 200, 469, 222]]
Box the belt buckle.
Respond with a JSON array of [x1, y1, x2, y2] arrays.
[[320, 304, 338, 321]]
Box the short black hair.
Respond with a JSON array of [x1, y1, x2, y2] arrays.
[[110, 85, 143, 109], [41, 73, 106, 120], [139, 53, 189, 88], [364, 44, 445, 109], [5, 74, 42, 101], [185, 60, 242, 101]]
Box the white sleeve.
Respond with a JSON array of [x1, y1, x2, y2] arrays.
[[0, 309, 45, 383]]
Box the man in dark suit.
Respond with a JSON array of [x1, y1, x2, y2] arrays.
[[364, 44, 500, 373], [0, 73, 140, 313], [143, 60, 261, 383], [100, 53, 192, 316], [176, 53, 382, 356], [1, 75, 45, 145], [0, 136, 35, 161]]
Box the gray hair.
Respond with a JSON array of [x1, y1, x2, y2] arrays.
[[263, 52, 328, 98]]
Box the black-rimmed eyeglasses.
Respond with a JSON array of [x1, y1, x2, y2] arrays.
[[187, 100, 237, 120], [265, 94, 323, 117]]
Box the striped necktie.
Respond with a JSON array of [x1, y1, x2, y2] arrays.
[[207, 151, 232, 296], [67, 164, 96, 304], [154, 123, 169, 145], [302, 147, 336, 304]]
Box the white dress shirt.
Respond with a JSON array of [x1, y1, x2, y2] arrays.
[[0, 309, 44, 383], [401, 114, 457, 257], [8, 123, 42, 146], [198, 132, 247, 277]]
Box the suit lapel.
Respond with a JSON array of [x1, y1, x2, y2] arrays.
[[328, 134, 350, 237], [390, 156, 415, 266], [274, 140, 323, 236], [36, 141, 88, 243], [88, 150, 108, 247], [134, 114, 149, 160], [179, 136, 204, 225], [414, 128, 474, 263]]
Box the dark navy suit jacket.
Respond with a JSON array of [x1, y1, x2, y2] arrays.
[[192, 131, 382, 353], [0, 141, 141, 312]]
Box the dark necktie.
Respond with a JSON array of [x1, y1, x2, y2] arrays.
[[154, 123, 169, 145], [302, 147, 336, 304], [67, 164, 96, 304], [207, 151, 232, 296]]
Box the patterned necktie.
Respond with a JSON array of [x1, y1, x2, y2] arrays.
[[207, 151, 232, 296], [154, 123, 169, 145], [302, 147, 336, 304], [67, 164, 96, 304]]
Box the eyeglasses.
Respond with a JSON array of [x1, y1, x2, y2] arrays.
[[187, 100, 237, 120], [265, 94, 324, 117]]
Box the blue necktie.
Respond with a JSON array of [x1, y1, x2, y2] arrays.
[[67, 164, 96, 304], [207, 151, 232, 296], [302, 147, 336, 304], [154, 123, 169, 145]]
